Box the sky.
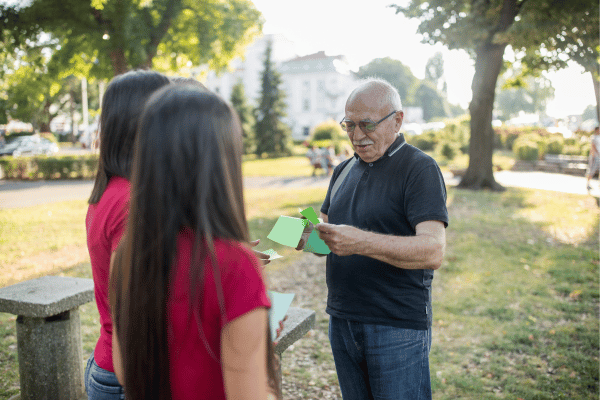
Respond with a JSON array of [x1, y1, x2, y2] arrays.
[[251, 0, 596, 119]]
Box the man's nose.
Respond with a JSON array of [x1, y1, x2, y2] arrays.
[[351, 126, 367, 141]]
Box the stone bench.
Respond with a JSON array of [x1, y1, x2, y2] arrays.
[[0, 276, 315, 399], [538, 154, 590, 176], [0, 276, 94, 400]]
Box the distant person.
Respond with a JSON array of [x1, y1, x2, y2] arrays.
[[306, 145, 324, 176], [298, 78, 448, 400], [337, 145, 352, 164], [109, 85, 280, 400], [326, 145, 338, 172], [586, 126, 600, 191], [85, 70, 171, 400]]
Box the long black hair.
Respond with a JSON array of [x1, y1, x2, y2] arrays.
[[110, 85, 280, 399], [89, 70, 170, 204]]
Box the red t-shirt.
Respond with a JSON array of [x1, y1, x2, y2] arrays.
[[168, 231, 271, 399], [86, 176, 130, 372]]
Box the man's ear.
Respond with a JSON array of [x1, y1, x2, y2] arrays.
[[395, 111, 404, 131]]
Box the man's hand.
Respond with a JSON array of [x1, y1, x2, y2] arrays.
[[316, 222, 368, 256], [295, 219, 314, 251], [249, 239, 270, 266]]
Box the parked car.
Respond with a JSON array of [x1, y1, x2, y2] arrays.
[[0, 135, 59, 157]]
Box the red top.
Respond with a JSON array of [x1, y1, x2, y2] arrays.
[[86, 176, 130, 372], [168, 231, 271, 399]]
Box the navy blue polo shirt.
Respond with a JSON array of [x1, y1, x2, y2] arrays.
[[320, 134, 448, 330]]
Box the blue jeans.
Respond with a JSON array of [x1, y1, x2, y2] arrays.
[[328, 316, 432, 400], [84, 354, 125, 400]]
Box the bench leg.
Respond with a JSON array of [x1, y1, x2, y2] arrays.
[[16, 309, 85, 400]]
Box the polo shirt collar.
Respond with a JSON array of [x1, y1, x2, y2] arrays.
[[353, 134, 407, 162]]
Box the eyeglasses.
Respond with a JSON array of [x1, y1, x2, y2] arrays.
[[340, 110, 398, 134]]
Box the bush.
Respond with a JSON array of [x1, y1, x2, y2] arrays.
[[545, 136, 564, 155], [409, 131, 437, 151], [435, 141, 460, 161], [311, 119, 345, 141], [513, 141, 539, 161], [0, 154, 99, 180], [563, 145, 582, 156]]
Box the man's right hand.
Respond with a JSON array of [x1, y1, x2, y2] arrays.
[[295, 219, 314, 251]]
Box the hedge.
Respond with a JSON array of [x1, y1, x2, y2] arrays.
[[0, 154, 99, 180]]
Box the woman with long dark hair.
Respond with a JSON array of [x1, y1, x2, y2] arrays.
[[109, 85, 280, 399], [85, 70, 171, 399]]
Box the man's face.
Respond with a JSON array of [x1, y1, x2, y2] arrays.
[[344, 93, 403, 163]]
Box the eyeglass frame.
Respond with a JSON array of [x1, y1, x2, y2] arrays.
[[339, 110, 399, 134]]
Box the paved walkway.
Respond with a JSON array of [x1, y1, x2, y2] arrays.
[[0, 171, 596, 209]]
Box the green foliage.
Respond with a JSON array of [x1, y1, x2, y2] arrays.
[[311, 119, 345, 141], [435, 140, 461, 161], [356, 57, 418, 106], [308, 139, 349, 155], [545, 136, 565, 155], [1, 0, 263, 77], [513, 140, 539, 161], [407, 131, 437, 151], [39, 132, 58, 143], [0, 154, 98, 179], [496, 70, 555, 119], [253, 40, 292, 158], [392, 0, 598, 188], [413, 80, 448, 121], [230, 80, 255, 155]]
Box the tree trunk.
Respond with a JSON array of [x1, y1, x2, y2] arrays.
[[458, 41, 507, 191], [110, 49, 129, 76]]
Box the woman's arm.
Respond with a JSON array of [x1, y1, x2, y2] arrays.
[[109, 251, 126, 386], [221, 307, 273, 400]]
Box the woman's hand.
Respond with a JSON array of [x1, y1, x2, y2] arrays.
[[250, 239, 271, 266]]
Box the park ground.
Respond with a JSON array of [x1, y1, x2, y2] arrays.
[[0, 155, 598, 399]]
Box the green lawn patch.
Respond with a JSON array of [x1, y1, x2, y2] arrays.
[[0, 185, 598, 399]]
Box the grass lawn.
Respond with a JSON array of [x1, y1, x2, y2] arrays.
[[0, 185, 598, 399]]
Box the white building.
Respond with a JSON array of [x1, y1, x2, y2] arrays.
[[203, 35, 358, 140], [203, 34, 297, 106], [279, 51, 357, 139]]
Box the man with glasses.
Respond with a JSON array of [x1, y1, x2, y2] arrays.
[[299, 78, 448, 399]]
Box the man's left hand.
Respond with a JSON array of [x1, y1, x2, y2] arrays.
[[316, 222, 368, 256]]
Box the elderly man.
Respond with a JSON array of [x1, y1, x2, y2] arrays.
[[301, 78, 448, 399]]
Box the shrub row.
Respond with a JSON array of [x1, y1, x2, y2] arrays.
[[0, 154, 99, 180], [512, 134, 591, 161]]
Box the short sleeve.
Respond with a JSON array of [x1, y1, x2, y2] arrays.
[[220, 246, 271, 328], [404, 163, 449, 230], [108, 197, 129, 253]]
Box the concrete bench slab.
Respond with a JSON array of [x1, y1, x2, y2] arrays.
[[274, 307, 315, 355], [0, 276, 94, 318]]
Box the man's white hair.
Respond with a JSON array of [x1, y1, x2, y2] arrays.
[[348, 77, 403, 112]]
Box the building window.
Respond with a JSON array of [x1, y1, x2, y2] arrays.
[[303, 126, 310, 136], [302, 81, 311, 112], [317, 80, 326, 110]]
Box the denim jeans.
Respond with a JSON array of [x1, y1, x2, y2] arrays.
[[328, 315, 432, 400], [84, 354, 125, 400]]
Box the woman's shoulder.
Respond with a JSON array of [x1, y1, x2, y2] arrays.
[[214, 239, 258, 267]]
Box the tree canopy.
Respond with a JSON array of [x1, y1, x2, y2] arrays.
[[392, 0, 599, 190], [356, 57, 418, 106], [495, 68, 555, 120], [254, 40, 292, 157], [1, 0, 263, 77]]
